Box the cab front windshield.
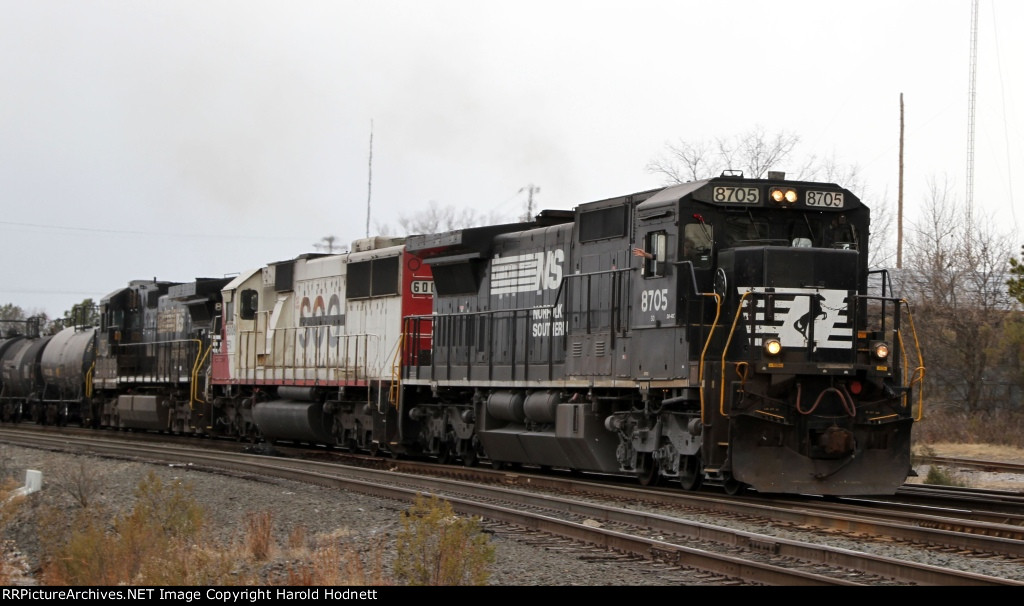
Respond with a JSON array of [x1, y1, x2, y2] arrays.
[[682, 210, 861, 261]]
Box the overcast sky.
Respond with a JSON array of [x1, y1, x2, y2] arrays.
[[2, 0, 1021, 319]]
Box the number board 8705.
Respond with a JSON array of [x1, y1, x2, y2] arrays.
[[805, 190, 845, 208], [712, 185, 759, 204]]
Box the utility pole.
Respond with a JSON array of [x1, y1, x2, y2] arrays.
[[966, 0, 979, 230], [314, 235, 339, 253], [519, 184, 540, 221], [366, 121, 374, 239]]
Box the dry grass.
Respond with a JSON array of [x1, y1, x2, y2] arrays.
[[914, 408, 1024, 450], [18, 469, 491, 586], [245, 510, 275, 561], [0, 477, 26, 585]]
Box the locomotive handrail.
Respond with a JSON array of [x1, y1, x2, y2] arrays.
[[389, 330, 404, 406], [557, 266, 632, 338], [719, 291, 753, 418], [711, 288, 916, 420], [402, 266, 633, 383], [697, 292, 722, 426], [399, 266, 630, 382], [110, 337, 202, 384], [868, 268, 894, 298], [85, 360, 95, 399], [673, 260, 703, 305], [190, 339, 215, 408], [233, 321, 384, 384], [897, 299, 926, 421]]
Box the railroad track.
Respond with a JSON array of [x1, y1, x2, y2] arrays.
[[2, 427, 1022, 586]]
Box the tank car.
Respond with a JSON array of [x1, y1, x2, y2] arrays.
[[38, 324, 97, 425], [0, 318, 46, 423], [399, 172, 925, 496], [209, 236, 434, 451], [0, 316, 98, 425], [1, 337, 57, 424]]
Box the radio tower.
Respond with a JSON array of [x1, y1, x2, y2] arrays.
[[966, 0, 979, 228]]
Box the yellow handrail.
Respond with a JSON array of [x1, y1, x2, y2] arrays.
[[697, 293, 722, 425], [85, 360, 95, 399], [719, 292, 752, 418], [388, 330, 405, 407], [897, 299, 926, 421], [188, 339, 209, 409]]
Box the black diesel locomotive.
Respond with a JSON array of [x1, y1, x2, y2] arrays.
[[0, 172, 924, 496], [399, 172, 924, 495]]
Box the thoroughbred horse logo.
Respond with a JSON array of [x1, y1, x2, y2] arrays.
[[794, 293, 827, 340]]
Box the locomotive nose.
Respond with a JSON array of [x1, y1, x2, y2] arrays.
[[819, 426, 855, 456]]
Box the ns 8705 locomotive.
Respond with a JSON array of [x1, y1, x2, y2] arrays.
[[399, 172, 924, 496]]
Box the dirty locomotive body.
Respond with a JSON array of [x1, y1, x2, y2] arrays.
[[400, 174, 922, 496], [0, 175, 922, 496]]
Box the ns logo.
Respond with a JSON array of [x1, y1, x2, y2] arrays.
[[743, 287, 852, 350], [490, 249, 565, 295]]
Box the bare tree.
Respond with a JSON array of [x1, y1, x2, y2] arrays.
[[646, 126, 802, 183], [646, 127, 895, 269], [901, 176, 1017, 411], [377, 200, 511, 237], [0, 303, 25, 336]]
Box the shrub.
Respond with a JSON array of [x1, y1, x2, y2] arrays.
[[394, 493, 495, 586], [40, 471, 208, 585], [0, 476, 25, 584], [923, 465, 969, 487], [245, 510, 274, 561]]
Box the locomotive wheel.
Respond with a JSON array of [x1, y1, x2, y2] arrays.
[[722, 474, 747, 496], [461, 445, 479, 467], [436, 441, 453, 465], [637, 453, 660, 487], [490, 459, 506, 471], [679, 455, 703, 491]]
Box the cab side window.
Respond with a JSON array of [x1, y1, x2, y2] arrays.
[[640, 231, 666, 277], [239, 289, 259, 320], [683, 224, 713, 269]]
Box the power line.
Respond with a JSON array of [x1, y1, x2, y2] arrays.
[[0, 220, 310, 242]]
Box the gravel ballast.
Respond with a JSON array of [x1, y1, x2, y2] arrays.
[[2, 443, 1022, 586]]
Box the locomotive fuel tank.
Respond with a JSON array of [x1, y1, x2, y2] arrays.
[[251, 387, 334, 444], [114, 394, 171, 430], [252, 400, 334, 445]]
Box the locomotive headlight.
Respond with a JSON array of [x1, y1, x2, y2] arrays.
[[871, 341, 890, 360], [770, 187, 798, 204], [764, 338, 782, 356]]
